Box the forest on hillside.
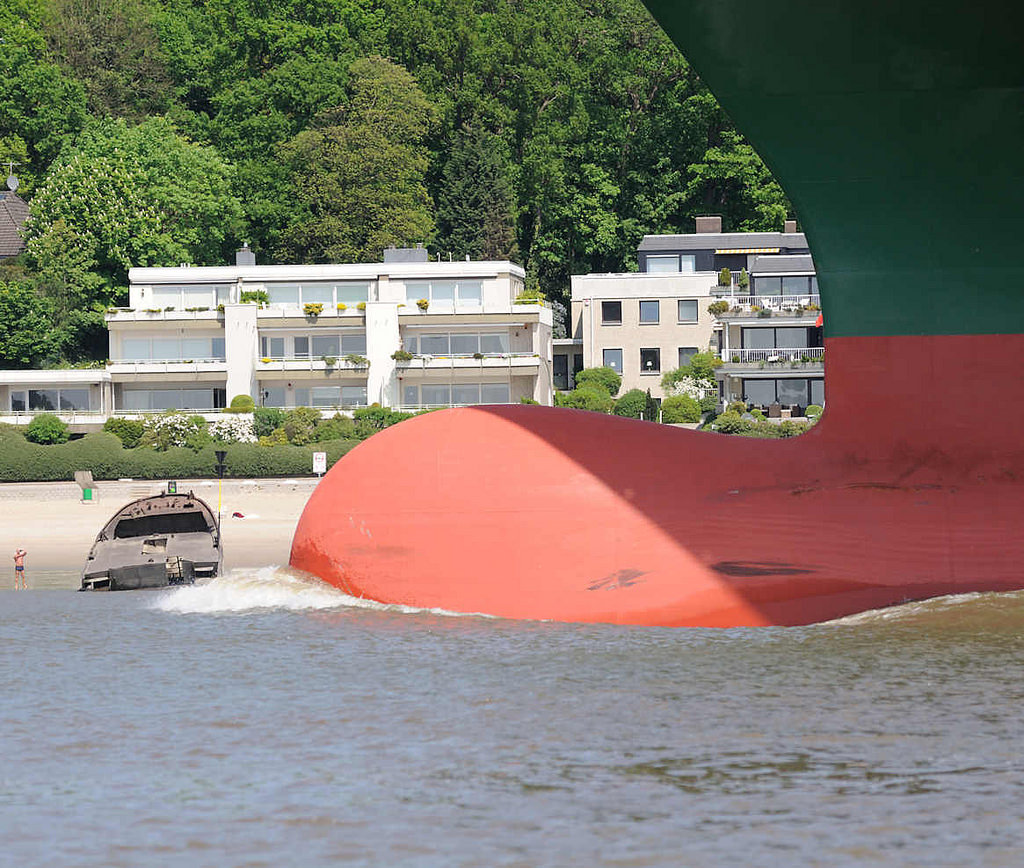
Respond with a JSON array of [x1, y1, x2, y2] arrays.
[[0, 0, 789, 367]]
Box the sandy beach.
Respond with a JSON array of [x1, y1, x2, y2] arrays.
[[0, 477, 319, 589]]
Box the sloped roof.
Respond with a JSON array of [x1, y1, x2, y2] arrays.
[[0, 191, 29, 259]]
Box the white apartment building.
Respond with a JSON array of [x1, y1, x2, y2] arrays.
[[0, 246, 553, 427]]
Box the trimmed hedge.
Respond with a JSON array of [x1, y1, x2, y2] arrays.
[[0, 429, 362, 482]]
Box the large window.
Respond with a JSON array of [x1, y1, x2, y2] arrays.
[[149, 284, 231, 309], [15, 388, 92, 411], [640, 348, 661, 374], [677, 299, 698, 322], [645, 254, 696, 274], [265, 282, 370, 307], [741, 327, 814, 350], [403, 383, 511, 407], [121, 388, 225, 411], [603, 348, 623, 373], [404, 332, 509, 355], [405, 280, 482, 307], [260, 332, 366, 359], [742, 378, 825, 407], [639, 300, 660, 323], [601, 301, 622, 324], [120, 335, 225, 361], [291, 385, 368, 408]]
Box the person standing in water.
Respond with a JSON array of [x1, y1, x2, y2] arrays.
[[13, 548, 26, 589]]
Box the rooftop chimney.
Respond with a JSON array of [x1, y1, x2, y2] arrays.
[[695, 216, 722, 234], [236, 242, 256, 267], [784, 219, 798, 234]]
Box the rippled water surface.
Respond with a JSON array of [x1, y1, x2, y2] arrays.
[[3, 569, 1024, 867]]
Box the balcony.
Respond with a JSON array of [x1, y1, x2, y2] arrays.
[[105, 307, 224, 323], [107, 358, 227, 374], [257, 356, 369, 372], [721, 347, 824, 368], [711, 294, 821, 318], [392, 352, 540, 372]]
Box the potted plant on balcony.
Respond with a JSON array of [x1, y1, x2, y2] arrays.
[[304, 302, 324, 318], [391, 349, 413, 362], [241, 289, 269, 308], [336, 303, 347, 312], [708, 300, 729, 315], [718, 267, 732, 287], [344, 353, 369, 368], [356, 302, 366, 311], [321, 355, 337, 369], [737, 268, 749, 290], [416, 298, 429, 312]]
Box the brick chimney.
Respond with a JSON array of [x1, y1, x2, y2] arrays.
[[695, 216, 723, 234]]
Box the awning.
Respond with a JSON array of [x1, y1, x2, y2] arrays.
[[714, 247, 781, 254]]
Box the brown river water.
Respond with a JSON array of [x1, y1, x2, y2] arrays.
[[2, 568, 1023, 867]]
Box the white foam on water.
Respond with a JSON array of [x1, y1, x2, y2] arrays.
[[149, 565, 489, 619], [821, 588, 1024, 626]]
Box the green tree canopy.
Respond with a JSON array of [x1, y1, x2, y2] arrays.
[[280, 55, 436, 262], [22, 117, 243, 298]]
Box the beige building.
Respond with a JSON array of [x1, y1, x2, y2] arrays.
[[559, 272, 718, 399]]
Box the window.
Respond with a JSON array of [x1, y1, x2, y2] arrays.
[[603, 348, 623, 373], [10, 391, 26, 412], [302, 284, 334, 305], [293, 336, 309, 358], [118, 335, 223, 361], [422, 384, 451, 406], [741, 378, 825, 408], [260, 337, 285, 359], [451, 334, 479, 355], [420, 334, 450, 354], [261, 386, 286, 407], [810, 378, 825, 406], [311, 335, 339, 357], [743, 380, 776, 407], [28, 389, 58, 411], [341, 333, 367, 354], [782, 276, 809, 296], [678, 346, 698, 368], [268, 284, 300, 306], [457, 282, 482, 306], [646, 255, 679, 273], [121, 388, 222, 411], [640, 348, 661, 374], [342, 386, 368, 407], [601, 301, 622, 324], [311, 386, 340, 407], [677, 299, 698, 322], [553, 355, 569, 390], [481, 383, 511, 403], [639, 300, 660, 323], [452, 384, 480, 405], [480, 333, 509, 353], [405, 280, 481, 307], [754, 276, 781, 297]]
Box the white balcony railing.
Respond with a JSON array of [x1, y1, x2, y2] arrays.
[[715, 294, 821, 315], [107, 358, 227, 373], [723, 346, 825, 364], [393, 352, 540, 371]]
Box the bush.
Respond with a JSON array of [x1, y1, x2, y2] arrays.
[[737, 268, 749, 289], [240, 289, 268, 306], [519, 397, 539, 405], [314, 414, 357, 442], [712, 411, 751, 434], [661, 395, 701, 423], [283, 406, 322, 445], [352, 406, 414, 438], [718, 267, 732, 287], [555, 387, 614, 413], [142, 412, 210, 451], [574, 366, 621, 397], [103, 417, 145, 449], [699, 396, 718, 415], [727, 401, 747, 415], [806, 404, 824, 419], [612, 388, 647, 419], [707, 300, 730, 315], [225, 394, 256, 413], [25, 413, 69, 444], [253, 407, 286, 438], [391, 349, 413, 361], [0, 426, 362, 482], [209, 415, 258, 443]]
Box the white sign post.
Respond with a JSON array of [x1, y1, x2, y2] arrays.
[[312, 451, 327, 477]]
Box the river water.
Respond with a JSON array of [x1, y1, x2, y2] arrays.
[[2, 568, 1023, 867]]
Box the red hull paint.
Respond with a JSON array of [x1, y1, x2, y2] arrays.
[[290, 335, 1024, 627]]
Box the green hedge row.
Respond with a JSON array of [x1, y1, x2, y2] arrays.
[[0, 428, 362, 482]]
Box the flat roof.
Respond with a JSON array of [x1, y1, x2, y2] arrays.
[[129, 260, 526, 284], [638, 231, 809, 253]]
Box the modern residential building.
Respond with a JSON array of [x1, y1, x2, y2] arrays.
[[559, 216, 824, 410], [1, 246, 553, 427], [712, 252, 825, 412]]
